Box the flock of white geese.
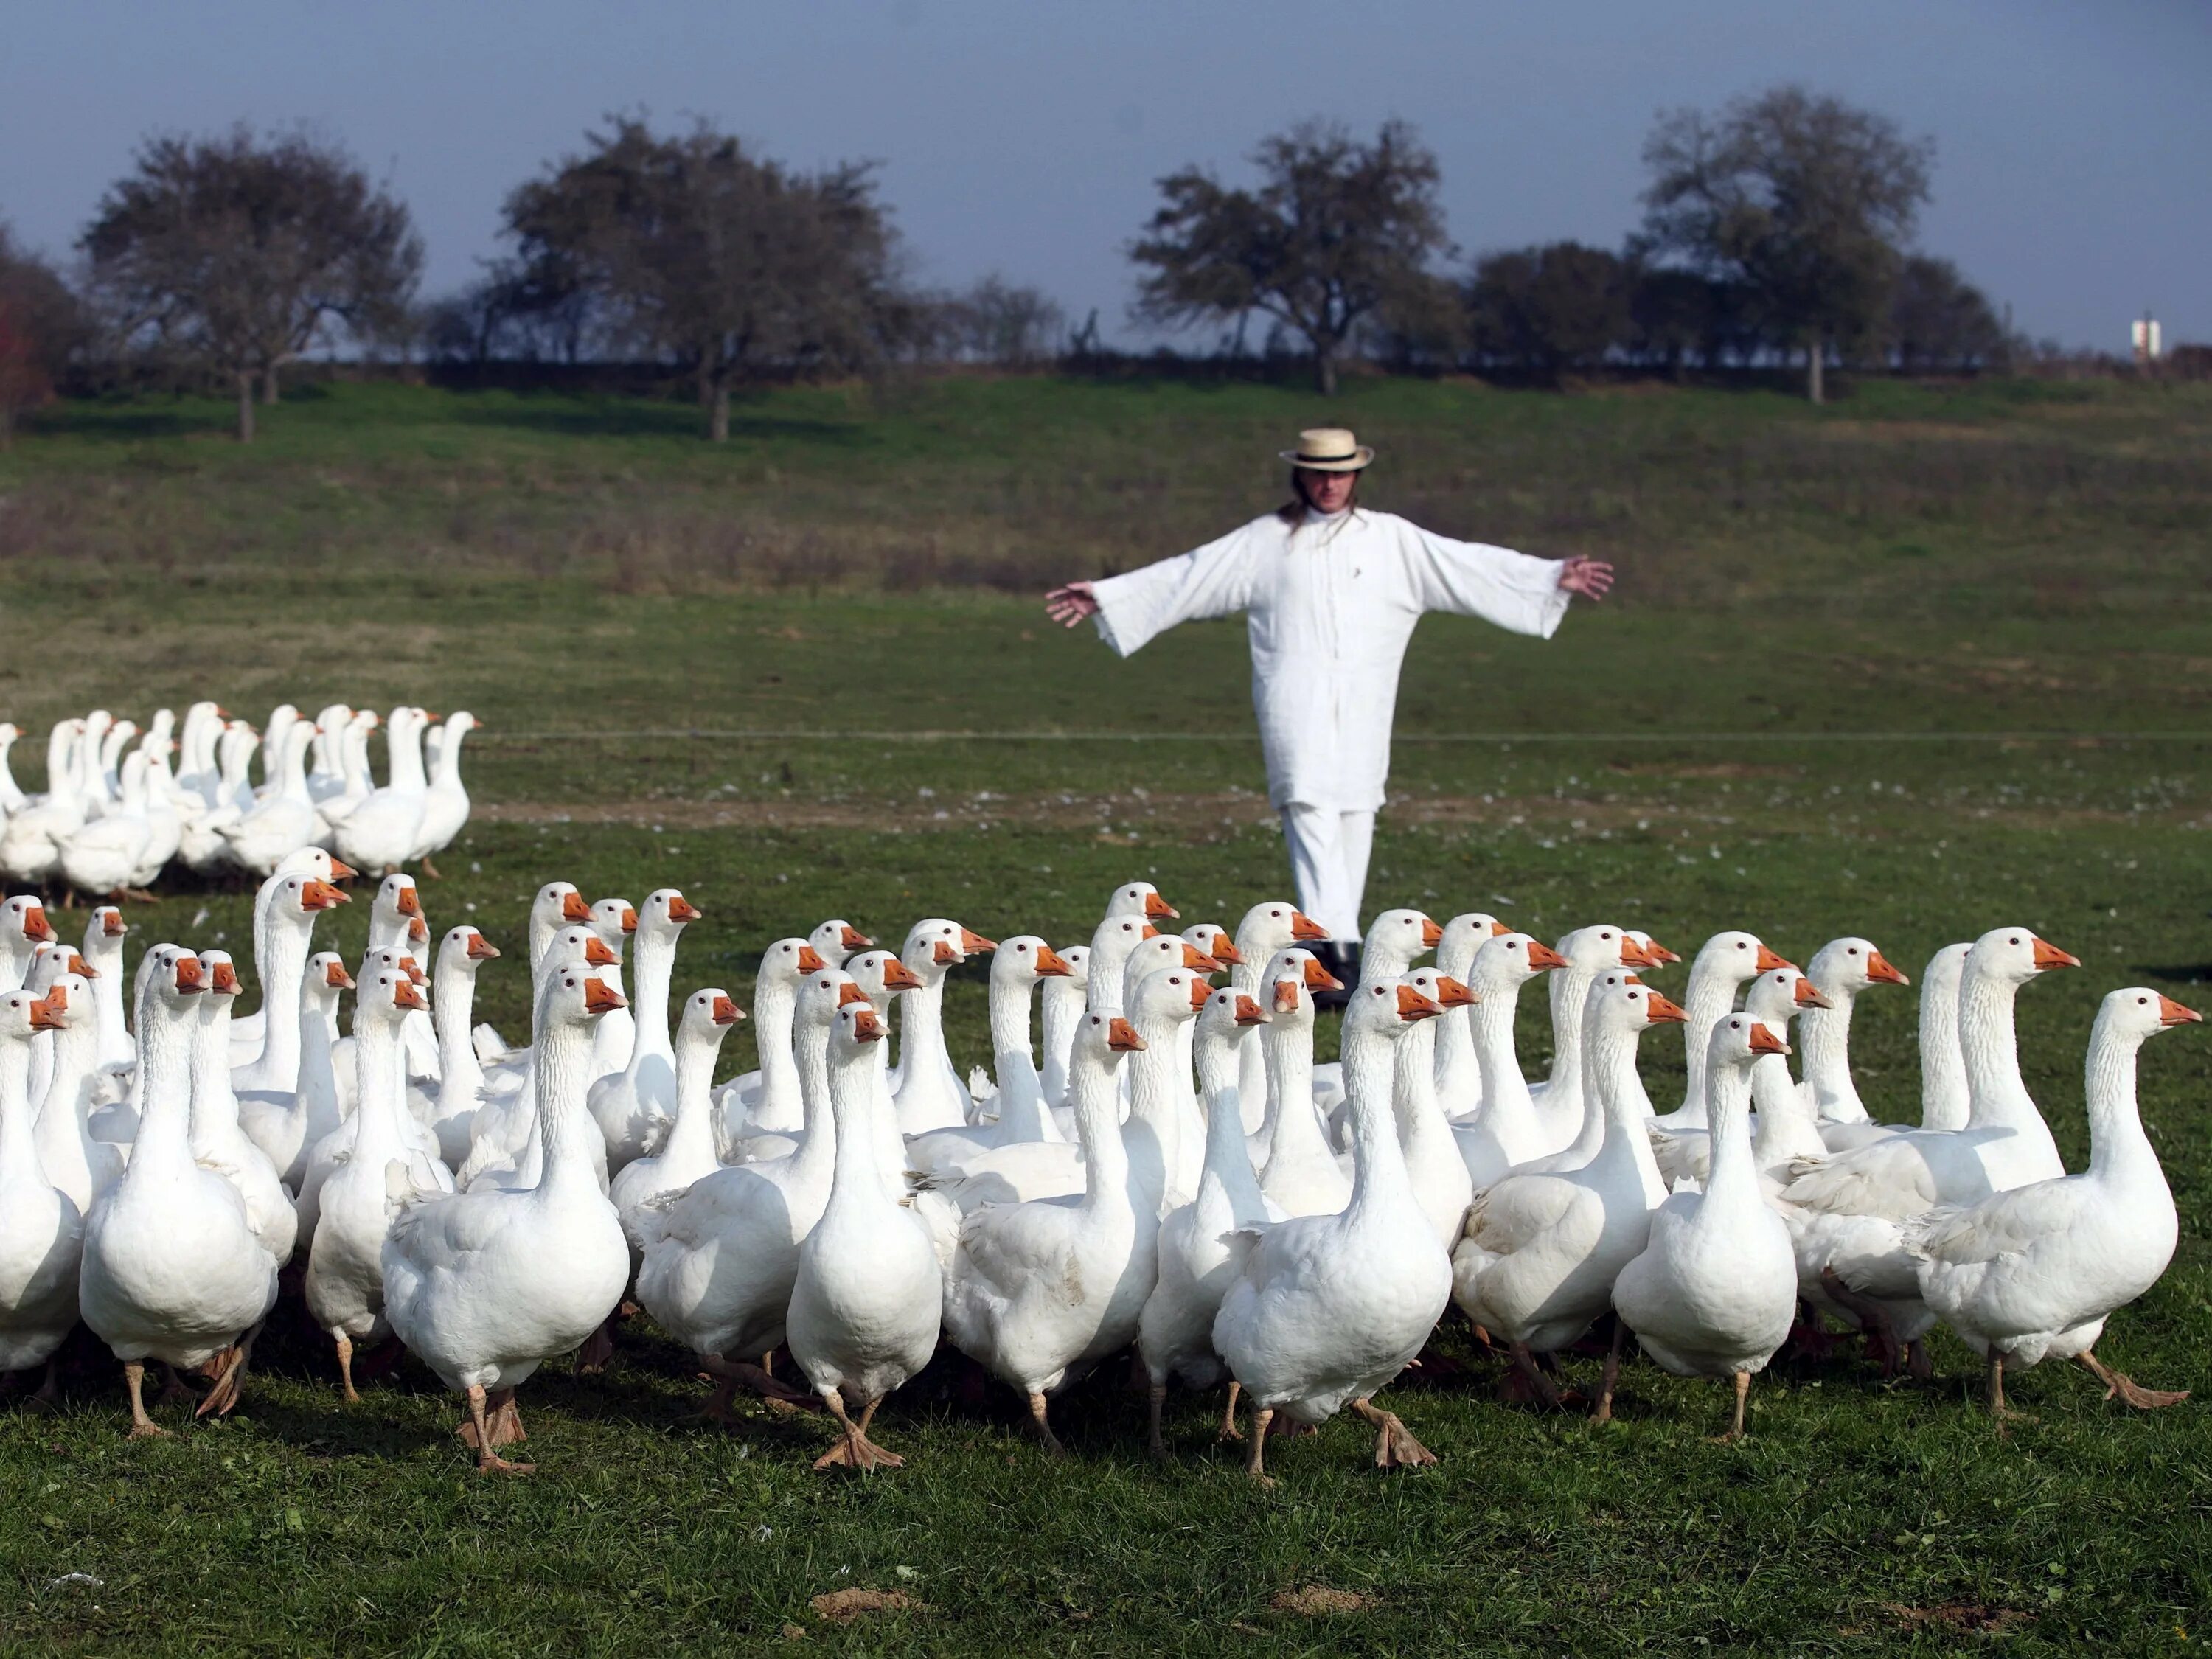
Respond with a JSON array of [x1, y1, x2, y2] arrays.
[[0, 864, 2194, 1481], [0, 703, 477, 894]]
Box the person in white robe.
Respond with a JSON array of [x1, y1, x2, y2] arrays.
[[1046, 427, 1612, 986]]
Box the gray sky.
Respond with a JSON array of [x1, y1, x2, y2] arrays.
[[5, 1, 2205, 352]]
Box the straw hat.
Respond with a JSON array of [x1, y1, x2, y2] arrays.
[[1279, 427, 1374, 472]]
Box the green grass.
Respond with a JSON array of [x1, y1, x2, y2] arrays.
[[1, 376, 2209, 1653]]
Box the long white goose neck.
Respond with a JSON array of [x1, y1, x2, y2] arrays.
[[431, 720, 469, 787], [1470, 975, 1541, 1145], [630, 922, 679, 1067], [1550, 983, 1619, 1166], [751, 972, 802, 1130], [782, 1011, 839, 1189], [1677, 950, 1743, 1123], [1919, 950, 1970, 1130], [0, 1026, 35, 1181], [1587, 1015, 1666, 1197], [1344, 1021, 1416, 1220], [1701, 1045, 1761, 1214], [1391, 1010, 1450, 1155], [1259, 1009, 1326, 1171], [986, 965, 1049, 1138], [1958, 963, 2034, 1130], [1195, 1021, 1267, 1223], [1750, 1040, 1827, 1166], [130, 995, 198, 1176], [529, 1015, 600, 1205], [2084, 1013, 2160, 1189], [434, 958, 486, 1102], [1797, 988, 1863, 1121], [1038, 973, 1085, 1105], [1124, 1010, 1184, 1217], [38, 999, 99, 1127], [900, 964, 953, 1085], [293, 990, 341, 1139], [352, 1009, 411, 1167], [824, 1035, 886, 1208], [1070, 1043, 1130, 1214], [1545, 952, 1596, 1099], [188, 998, 243, 1155], [388, 712, 428, 793], [655, 1016, 726, 1172], [248, 899, 312, 1086]]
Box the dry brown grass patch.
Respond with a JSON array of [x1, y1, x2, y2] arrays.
[[1272, 1586, 1371, 1616], [810, 1587, 928, 1623]]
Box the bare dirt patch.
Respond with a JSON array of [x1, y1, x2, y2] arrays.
[[1272, 1586, 1371, 1616], [810, 1587, 928, 1623], [1879, 1602, 2026, 1635]]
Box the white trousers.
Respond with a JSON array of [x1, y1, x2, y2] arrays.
[[1280, 804, 1375, 943]]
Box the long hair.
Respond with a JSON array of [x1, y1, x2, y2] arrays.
[[1278, 470, 1361, 537]]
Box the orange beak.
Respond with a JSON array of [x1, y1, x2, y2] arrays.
[[326, 961, 355, 990], [1273, 978, 1302, 1015], [1865, 950, 1910, 987], [1180, 943, 1222, 973], [175, 956, 206, 994], [1792, 976, 1833, 1009], [583, 937, 619, 967], [1144, 891, 1178, 921], [2031, 938, 2081, 971], [1289, 911, 1328, 942], [1644, 990, 1688, 1023], [1431, 975, 1477, 1009], [959, 927, 997, 956], [851, 1006, 886, 1043], [400, 956, 426, 986], [1749, 1022, 1790, 1057], [1395, 984, 1444, 1021], [560, 891, 591, 924], [619, 907, 639, 935], [326, 856, 358, 881], [880, 958, 924, 991], [837, 981, 869, 1009], [668, 896, 702, 922], [41, 984, 69, 1013], [1753, 942, 1793, 974], [395, 887, 421, 916], [1489, 920, 1512, 936], [1644, 937, 1682, 964], [711, 994, 742, 1025], [1208, 938, 1244, 966], [841, 925, 873, 951], [582, 976, 625, 1013], [210, 960, 240, 995], [1525, 939, 1568, 971], [1107, 1016, 1145, 1052], [393, 978, 428, 1012], [29, 993, 64, 1032], [1140, 923, 1161, 941], [932, 939, 956, 967], [466, 932, 501, 961], [1033, 944, 1073, 978], [102, 909, 128, 938], [1186, 977, 1211, 1011], [1232, 993, 1267, 1026], [408, 917, 428, 944], [68, 952, 94, 978], [796, 945, 827, 973], [1301, 956, 1343, 992], [1419, 918, 1444, 949], [2158, 995, 2203, 1027], [22, 908, 54, 943], [302, 879, 348, 911]]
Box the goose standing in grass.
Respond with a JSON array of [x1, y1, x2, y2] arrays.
[[587, 888, 702, 1170], [306, 966, 455, 1401], [233, 872, 352, 1184], [58, 749, 153, 902], [456, 924, 619, 1191], [609, 989, 743, 1249], [187, 951, 299, 1267], [411, 711, 476, 877], [1450, 933, 1567, 1186], [942, 1010, 1147, 1455], [1433, 912, 1507, 1121], [381, 965, 631, 1473], [1215, 978, 1453, 1483], [1907, 987, 2198, 1418], [80, 952, 282, 1434], [909, 936, 1073, 1174], [0, 720, 87, 888], [808, 919, 874, 970], [33, 970, 120, 1214], [1251, 947, 1349, 1216], [333, 706, 433, 877], [1038, 943, 1090, 1113], [787, 1002, 944, 1472], [1528, 925, 1657, 1155], [223, 720, 321, 877], [891, 919, 995, 1134], [1791, 936, 1911, 1147], [83, 906, 134, 1074], [1394, 966, 1479, 1245], [1451, 978, 1684, 1412], [0, 987, 80, 1402], [1139, 987, 1272, 1456], [711, 937, 825, 1146], [1613, 1015, 1799, 1440], [583, 896, 637, 1085], [418, 925, 499, 1166]]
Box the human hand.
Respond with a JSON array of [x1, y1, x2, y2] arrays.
[[1044, 581, 1100, 627], [1558, 557, 1615, 602]]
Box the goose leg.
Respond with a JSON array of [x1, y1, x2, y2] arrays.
[[1506, 1341, 1565, 1409], [462, 1385, 535, 1474], [1906, 1338, 1934, 1382], [814, 1392, 905, 1472], [1351, 1397, 1437, 1469], [196, 1327, 260, 1418], [154, 1364, 199, 1408], [420, 855, 442, 881], [2076, 1349, 2189, 1410], [28, 1357, 60, 1411], [335, 1335, 360, 1404], [1246, 1407, 1275, 1486], [1593, 1317, 1625, 1425], [1818, 1269, 1902, 1374], [1026, 1391, 1065, 1458], [700, 1353, 818, 1411], [1146, 1382, 1169, 1460], [574, 1314, 618, 1375], [1218, 1381, 1245, 1443], [123, 1362, 168, 1439], [487, 1388, 526, 1447], [1710, 1370, 1751, 1443]]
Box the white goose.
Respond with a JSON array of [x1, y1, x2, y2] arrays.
[[416, 925, 499, 1166], [383, 964, 630, 1472], [177, 720, 265, 873], [787, 1002, 944, 1471], [908, 936, 1074, 1174], [0, 719, 88, 887], [455, 926, 619, 1193], [1790, 936, 1911, 1147], [187, 951, 299, 1266], [1394, 966, 1479, 1245], [58, 748, 153, 901], [1612, 1014, 1799, 1440], [222, 720, 321, 877], [1037, 943, 1090, 1113], [1226, 900, 1329, 1135], [305, 965, 455, 1401], [890, 919, 995, 1135], [942, 1009, 1148, 1455], [1450, 977, 1683, 1409], [80, 952, 282, 1434], [1449, 933, 1568, 1187], [1433, 912, 1508, 1121], [0, 986, 80, 1399], [1248, 948, 1349, 1214], [0, 721, 24, 813], [233, 871, 352, 1184], [32, 970, 122, 1215], [411, 710, 476, 877], [1646, 931, 1793, 1135], [808, 919, 874, 970], [1138, 987, 1272, 1456], [83, 906, 134, 1074], [609, 988, 744, 1247], [1906, 986, 2199, 1417], [333, 705, 433, 877], [584, 896, 637, 1085], [1528, 925, 1657, 1155], [1215, 978, 1451, 1482], [1652, 965, 1829, 1187], [711, 936, 826, 1147], [587, 888, 702, 1171]]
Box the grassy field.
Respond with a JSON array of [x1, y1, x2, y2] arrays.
[[0, 375, 2208, 1654]]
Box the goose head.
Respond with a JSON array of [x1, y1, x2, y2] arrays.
[[197, 948, 243, 1004], [1691, 931, 1794, 991], [1708, 1012, 1790, 1079], [359, 963, 429, 1037], [1072, 1009, 1146, 1075], [1130, 967, 1211, 1034], [439, 925, 501, 974], [88, 905, 128, 950], [1197, 984, 1270, 1043], [903, 917, 996, 976], [640, 888, 702, 938], [38, 972, 92, 1030], [1554, 924, 1643, 977], [1124, 931, 1221, 1001], [539, 965, 625, 1032], [1363, 908, 1443, 979], [1593, 976, 1686, 1037], [832, 1001, 887, 1056], [1436, 913, 1510, 978], [161, 949, 209, 1009], [1180, 922, 1242, 968], [796, 967, 867, 1041], [359, 945, 428, 992], [1107, 881, 1178, 923], [535, 883, 593, 934], [807, 918, 874, 968], [272, 872, 351, 931], [758, 937, 828, 990], [2098, 987, 2202, 1049], [544, 925, 618, 975], [994, 936, 1073, 991], [372, 874, 429, 950], [1346, 975, 1444, 1041], [1744, 967, 1825, 1034], [1806, 936, 1910, 1000], [309, 951, 355, 1001], [1234, 900, 1328, 963], [274, 846, 360, 885], [0, 985, 63, 1043], [1048, 944, 1090, 991], [679, 986, 745, 1041], [588, 897, 637, 956], [1260, 947, 1340, 1020], [1966, 926, 2081, 987], [4, 897, 56, 947], [843, 949, 922, 1007], [1627, 929, 1682, 967], [1405, 967, 1478, 1012], [1468, 932, 1567, 995]]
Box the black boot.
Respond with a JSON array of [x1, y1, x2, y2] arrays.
[[1311, 941, 1358, 1012]]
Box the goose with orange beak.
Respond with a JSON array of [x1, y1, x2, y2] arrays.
[[907, 937, 1075, 1175], [1648, 932, 1795, 1136], [1215, 978, 1453, 1483], [0, 986, 83, 1402], [1784, 936, 1912, 1148], [588, 889, 706, 1172], [1450, 933, 1569, 1189], [1249, 947, 1352, 1220], [1433, 913, 1509, 1123], [1225, 901, 1330, 1134], [890, 919, 995, 1136], [608, 987, 745, 1253]]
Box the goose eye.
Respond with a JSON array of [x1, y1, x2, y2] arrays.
[[1601, 931, 1613, 940], [2009, 936, 2022, 945], [1848, 947, 1860, 956], [2138, 996, 2149, 1005]]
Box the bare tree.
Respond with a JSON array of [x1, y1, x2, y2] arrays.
[[1130, 119, 1452, 394], [503, 117, 905, 439], [78, 125, 421, 439], [0, 223, 84, 446], [1638, 86, 1932, 402], [939, 275, 1064, 366]]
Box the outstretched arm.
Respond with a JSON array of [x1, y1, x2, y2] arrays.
[[1044, 582, 1099, 627], [1557, 557, 1615, 602], [1046, 525, 1262, 658]]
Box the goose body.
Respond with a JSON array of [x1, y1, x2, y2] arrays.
[[222, 723, 321, 877], [586, 889, 701, 1170], [32, 971, 122, 1214], [610, 990, 743, 1254], [333, 706, 432, 876], [1449, 933, 1566, 1187], [186, 953, 299, 1266], [0, 988, 81, 1377]]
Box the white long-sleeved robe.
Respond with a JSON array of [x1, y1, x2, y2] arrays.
[[1091, 507, 1568, 812]]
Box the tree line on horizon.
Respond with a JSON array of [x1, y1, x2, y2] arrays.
[[0, 86, 2126, 443]]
